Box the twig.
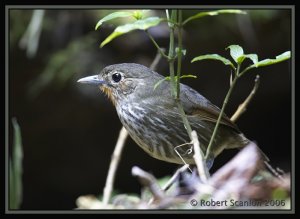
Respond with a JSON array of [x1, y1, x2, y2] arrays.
[[145, 31, 170, 60], [205, 68, 240, 159], [230, 75, 260, 122], [102, 127, 128, 206], [147, 165, 189, 205], [132, 166, 165, 201], [264, 161, 284, 181], [162, 164, 190, 191], [229, 76, 284, 180], [150, 48, 166, 71], [169, 10, 208, 179], [192, 131, 209, 183]]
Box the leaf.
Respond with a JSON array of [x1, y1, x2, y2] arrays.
[[191, 54, 235, 69], [95, 11, 133, 30], [183, 9, 246, 25], [153, 77, 170, 90], [175, 47, 187, 56], [226, 45, 244, 64], [240, 54, 258, 64], [153, 75, 197, 90], [100, 17, 162, 47], [252, 51, 291, 68], [132, 10, 150, 20], [9, 118, 23, 209]]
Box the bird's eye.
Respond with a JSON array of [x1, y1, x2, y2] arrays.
[[112, 72, 122, 83]]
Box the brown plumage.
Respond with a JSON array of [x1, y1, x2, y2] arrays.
[[78, 63, 250, 168]]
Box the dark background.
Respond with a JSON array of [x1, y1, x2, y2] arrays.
[[8, 9, 291, 210]]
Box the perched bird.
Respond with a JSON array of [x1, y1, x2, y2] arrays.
[[78, 63, 250, 168]]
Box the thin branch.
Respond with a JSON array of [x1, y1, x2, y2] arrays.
[[148, 164, 189, 205], [264, 161, 284, 181], [192, 131, 209, 182], [168, 10, 177, 98], [176, 10, 183, 99], [205, 66, 240, 160], [162, 164, 190, 191], [168, 10, 207, 176], [150, 47, 166, 71], [132, 166, 165, 201], [145, 31, 170, 60], [231, 75, 260, 122], [102, 126, 128, 206]]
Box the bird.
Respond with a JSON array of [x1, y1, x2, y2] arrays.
[[77, 63, 250, 169]]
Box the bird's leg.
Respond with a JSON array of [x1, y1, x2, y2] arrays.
[[205, 156, 215, 170]]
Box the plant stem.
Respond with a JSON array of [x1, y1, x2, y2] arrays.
[[102, 126, 128, 206], [168, 10, 177, 98], [239, 65, 255, 77], [205, 66, 240, 159], [176, 10, 183, 99], [192, 131, 208, 182], [168, 10, 193, 138], [168, 10, 208, 179], [230, 75, 260, 122], [176, 102, 193, 138], [145, 31, 170, 60]]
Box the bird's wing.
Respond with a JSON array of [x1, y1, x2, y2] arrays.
[[180, 84, 239, 131]]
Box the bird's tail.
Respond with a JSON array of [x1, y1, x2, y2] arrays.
[[244, 140, 285, 180]]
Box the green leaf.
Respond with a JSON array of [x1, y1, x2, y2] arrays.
[[240, 51, 291, 76], [191, 54, 235, 69], [9, 118, 23, 209], [95, 11, 133, 30], [237, 53, 258, 65], [100, 17, 162, 48], [226, 45, 244, 64], [183, 9, 246, 25], [132, 10, 150, 20], [252, 51, 291, 67], [175, 47, 186, 56], [153, 75, 197, 90], [180, 74, 197, 79], [153, 77, 170, 90]]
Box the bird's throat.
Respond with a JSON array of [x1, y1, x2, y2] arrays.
[[100, 86, 116, 106]]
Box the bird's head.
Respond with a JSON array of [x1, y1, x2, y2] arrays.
[[77, 63, 162, 106]]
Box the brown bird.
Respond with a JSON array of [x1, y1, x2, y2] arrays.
[[78, 63, 250, 169]]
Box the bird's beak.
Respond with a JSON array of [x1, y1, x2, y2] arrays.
[[77, 75, 105, 86]]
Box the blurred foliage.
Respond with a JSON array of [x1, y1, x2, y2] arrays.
[[9, 9, 289, 100], [9, 118, 23, 210], [9, 10, 32, 46], [27, 34, 97, 99]]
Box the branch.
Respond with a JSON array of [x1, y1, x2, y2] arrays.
[[205, 73, 239, 159], [147, 164, 190, 205], [150, 47, 166, 71], [132, 166, 165, 201], [145, 31, 170, 60], [230, 75, 260, 122], [162, 164, 190, 191], [192, 131, 209, 183], [102, 127, 128, 206]]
